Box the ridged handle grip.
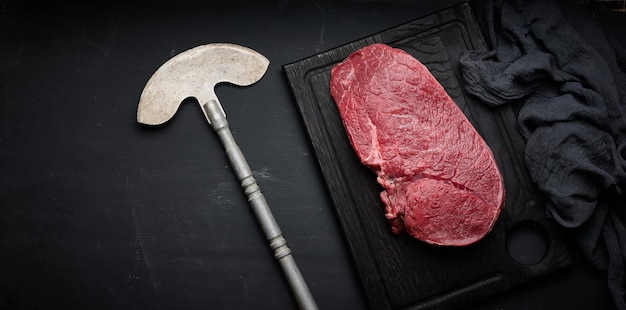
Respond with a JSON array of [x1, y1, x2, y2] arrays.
[[204, 100, 318, 310]]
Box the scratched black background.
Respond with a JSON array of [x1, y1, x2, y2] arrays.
[[0, 1, 623, 309]]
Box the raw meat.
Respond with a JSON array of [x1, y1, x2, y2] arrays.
[[329, 43, 505, 246]]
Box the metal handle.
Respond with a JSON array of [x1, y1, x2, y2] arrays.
[[203, 100, 318, 310]]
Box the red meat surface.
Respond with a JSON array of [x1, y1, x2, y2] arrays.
[[330, 43, 505, 246]]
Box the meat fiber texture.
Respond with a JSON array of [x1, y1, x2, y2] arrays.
[[330, 43, 505, 246]]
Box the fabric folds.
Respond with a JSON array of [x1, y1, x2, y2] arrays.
[[459, 0, 626, 308]]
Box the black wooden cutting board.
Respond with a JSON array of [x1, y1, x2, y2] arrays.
[[283, 3, 572, 309]]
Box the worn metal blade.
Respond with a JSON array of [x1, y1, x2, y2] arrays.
[[137, 43, 270, 125]]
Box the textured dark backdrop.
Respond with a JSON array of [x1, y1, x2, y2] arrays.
[[0, 1, 623, 309]]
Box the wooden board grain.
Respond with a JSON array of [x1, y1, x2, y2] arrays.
[[283, 3, 572, 309]]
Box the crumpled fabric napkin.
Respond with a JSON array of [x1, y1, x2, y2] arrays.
[[459, 0, 626, 308]]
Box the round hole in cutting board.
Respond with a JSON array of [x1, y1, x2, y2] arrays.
[[505, 222, 548, 265]]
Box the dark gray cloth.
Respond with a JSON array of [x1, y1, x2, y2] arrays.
[[460, 0, 626, 308]]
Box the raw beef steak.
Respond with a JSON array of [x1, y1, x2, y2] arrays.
[[329, 43, 505, 246]]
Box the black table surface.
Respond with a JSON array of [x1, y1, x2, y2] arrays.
[[0, 1, 622, 309]]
